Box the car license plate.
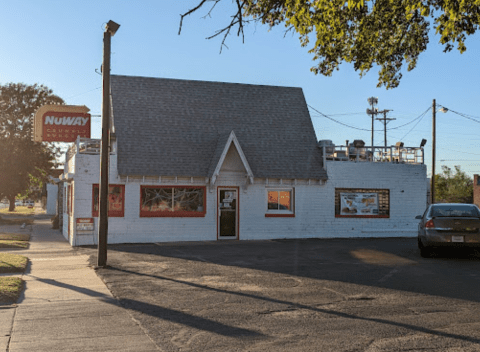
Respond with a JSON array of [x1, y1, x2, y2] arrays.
[[451, 236, 464, 243]]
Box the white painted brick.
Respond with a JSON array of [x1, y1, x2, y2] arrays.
[[63, 154, 427, 245]]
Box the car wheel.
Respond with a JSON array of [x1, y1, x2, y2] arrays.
[[418, 238, 432, 258], [420, 246, 432, 258]]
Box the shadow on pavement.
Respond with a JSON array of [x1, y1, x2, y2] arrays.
[[106, 264, 480, 345], [98, 238, 480, 303], [21, 274, 264, 338]]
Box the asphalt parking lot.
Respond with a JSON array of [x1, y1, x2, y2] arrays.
[[80, 238, 480, 352]]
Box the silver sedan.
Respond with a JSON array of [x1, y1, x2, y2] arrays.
[[416, 203, 480, 257]]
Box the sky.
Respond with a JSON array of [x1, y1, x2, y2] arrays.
[[1, 0, 479, 178]]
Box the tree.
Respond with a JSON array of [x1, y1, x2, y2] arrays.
[[434, 165, 473, 203], [0, 83, 63, 211], [180, 0, 480, 88]]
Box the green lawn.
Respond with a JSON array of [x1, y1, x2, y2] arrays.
[[0, 240, 29, 249], [0, 253, 28, 273], [0, 233, 30, 241], [0, 277, 24, 305], [0, 206, 36, 215], [0, 233, 30, 249]]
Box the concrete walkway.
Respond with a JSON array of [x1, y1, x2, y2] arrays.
[[1, 215, 159, 352]]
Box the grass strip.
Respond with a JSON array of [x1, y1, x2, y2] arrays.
[[0, 233, 30, 241], [0, 277, 24, 305], [0, 206, 36, 215], [0, 240, 29, 249], [0, 253, 28, 273], [0, 218, 34, 225]]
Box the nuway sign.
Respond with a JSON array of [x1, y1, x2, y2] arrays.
[[34, 105, 91, 142]]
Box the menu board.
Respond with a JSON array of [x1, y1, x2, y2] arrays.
[[340, 192, 379, 216]]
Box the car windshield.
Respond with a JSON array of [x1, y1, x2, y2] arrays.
[[430, 205, 480, 218]]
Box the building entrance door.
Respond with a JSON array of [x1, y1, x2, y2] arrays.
[[218, 188, 238, 239]]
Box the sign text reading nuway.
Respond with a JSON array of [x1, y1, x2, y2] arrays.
[[44, 116, 90, 126]]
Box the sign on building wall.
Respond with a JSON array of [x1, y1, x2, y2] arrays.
[[33, 105, 91, 142], [76, 218, 94, 232], [335, 188, 390, 218], [339, 192, 379, 216]]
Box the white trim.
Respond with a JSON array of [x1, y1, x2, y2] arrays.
[[210, 131, 254, 186]]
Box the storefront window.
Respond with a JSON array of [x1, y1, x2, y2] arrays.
[[92, 184, 125, 217], [266, 189, 294, 217], [140, 186, 206, 217]]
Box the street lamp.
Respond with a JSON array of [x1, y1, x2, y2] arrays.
[[431, 101, 448, 205], [98, 20, 120, 267]]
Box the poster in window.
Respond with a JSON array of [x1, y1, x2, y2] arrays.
[[140, 186, 205, 217], [340, 192, 378, 216], [92, 184, 124, 217]]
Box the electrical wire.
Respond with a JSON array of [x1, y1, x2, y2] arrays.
[[437, 146, 480, 156], [308, 105, 370, 131], [399, 108, 430, 140], [389, 107, 431, 130], [65, 86, 101, 100], [325, 112, 365, 116], [448, 110, 480, 124]]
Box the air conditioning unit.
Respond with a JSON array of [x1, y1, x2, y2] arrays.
[[318, 140, 335, 154], [353, 140, 365, 148]]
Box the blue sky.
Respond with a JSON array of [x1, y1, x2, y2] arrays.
[[1, 1, 479, 177]]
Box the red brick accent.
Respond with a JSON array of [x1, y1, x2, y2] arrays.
[[474, 175, 480, 207]]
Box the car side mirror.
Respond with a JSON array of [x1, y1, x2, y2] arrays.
[[415, 215, 422, 220]]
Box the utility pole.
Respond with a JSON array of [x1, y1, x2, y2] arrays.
[[375, 110, 395, 147], [98, 20, 120, 267], [431, 99, 436, 205], [366, 97, 378, 152]]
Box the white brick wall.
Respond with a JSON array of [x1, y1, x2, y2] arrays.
[[64, 154, 427, 245]]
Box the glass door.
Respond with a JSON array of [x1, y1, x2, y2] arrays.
[[218, 188, 238, 239]]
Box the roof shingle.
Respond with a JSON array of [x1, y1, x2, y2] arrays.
[[111, 75, 327, 180]]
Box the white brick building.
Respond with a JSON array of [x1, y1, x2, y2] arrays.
[[61, 75, 427, 246]]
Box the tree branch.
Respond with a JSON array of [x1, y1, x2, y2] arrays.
[[178, 0, 209, 35], [179, 0, 247, 53]]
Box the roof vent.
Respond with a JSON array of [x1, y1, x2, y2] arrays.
[[318, 140, 335, 154], [353, 140, 365, 148]]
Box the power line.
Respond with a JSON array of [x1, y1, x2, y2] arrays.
[[326, 112, 365, 116], [308, 105, 371, 131], [439, 159, 480, 162], [65, 86, 102, 100], [449, 110, 480, 124], [436, 104, 480, 124], [437, 146, 480, 156], [389, 107, 431, 130], [399, 108, 430, 140]]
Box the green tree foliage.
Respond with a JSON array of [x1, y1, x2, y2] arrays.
[[180, 0, 480, 88], [434, 165, 473, 203], [0, 83, 63, 211]]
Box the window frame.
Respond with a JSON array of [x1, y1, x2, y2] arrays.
[[140, 185, 207, 218], [92, 184, 125, 218], [335, 188, 390, 218], [67, 185, 71, 216], [265, 188, 295, 218]]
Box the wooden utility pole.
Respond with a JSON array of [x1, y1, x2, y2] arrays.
[[431, 99, 436, 204], [366, 97, 378, 152], [375, 110, 395, 147], [98, 20, 120, 267]]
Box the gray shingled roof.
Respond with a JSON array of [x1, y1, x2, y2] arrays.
[[110, 75, 327, 180]]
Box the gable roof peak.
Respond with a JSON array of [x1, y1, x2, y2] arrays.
[[210, 130, 254, 186]]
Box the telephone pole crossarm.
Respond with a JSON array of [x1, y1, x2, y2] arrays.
[[375, 109, 395, 147]]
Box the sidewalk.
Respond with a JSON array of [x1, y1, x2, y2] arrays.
[[1, 215, 159, 352]]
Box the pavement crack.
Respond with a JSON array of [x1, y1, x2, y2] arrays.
[[5, 306, 17, 352]]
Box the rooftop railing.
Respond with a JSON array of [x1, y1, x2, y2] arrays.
[[321, 144, 424, 165]]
